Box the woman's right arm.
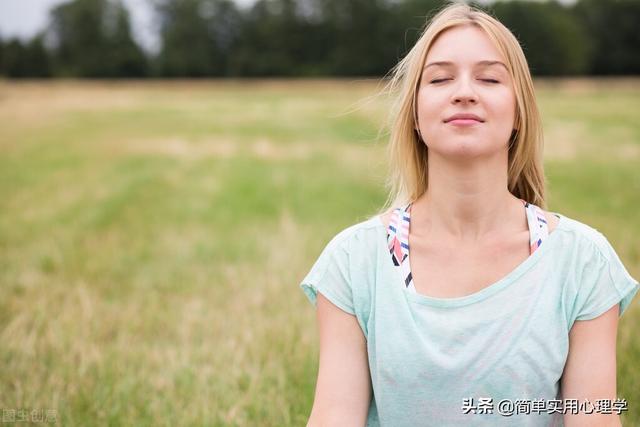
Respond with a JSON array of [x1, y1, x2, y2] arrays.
[[306, 292, 372, 427]]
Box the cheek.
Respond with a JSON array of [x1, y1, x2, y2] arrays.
[[502, 94, 517, 115], [499, 89, 517, 115], [485, 92, 517, 123], [415, 89, 429, 114], [415, 89, 445, 124]]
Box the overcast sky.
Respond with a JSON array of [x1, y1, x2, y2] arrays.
[[0, 0, 257, 52], [0, 0, 576, 53]]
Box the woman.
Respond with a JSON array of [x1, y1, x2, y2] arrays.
[[300, 2, 639, 426]]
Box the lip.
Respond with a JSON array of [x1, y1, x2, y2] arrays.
[[447, 118, 482, 126], [444, 113, 484, 123]]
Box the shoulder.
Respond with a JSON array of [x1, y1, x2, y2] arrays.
[[323, 214, 384, 254], [548, 211, 617, 260], [555, 212, 639, 325]]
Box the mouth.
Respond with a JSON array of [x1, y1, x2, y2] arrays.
[[446, 118, 483, 126]]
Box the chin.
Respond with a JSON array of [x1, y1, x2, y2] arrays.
[[431, 140, 498, 159]]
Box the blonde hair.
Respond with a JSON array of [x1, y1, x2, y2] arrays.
[[375, 0, 546, 217]]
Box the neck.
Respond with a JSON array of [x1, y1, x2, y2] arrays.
[[411, 153, 525, 242]]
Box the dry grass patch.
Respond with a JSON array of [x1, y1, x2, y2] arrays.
[[0, 80, 142, 123]]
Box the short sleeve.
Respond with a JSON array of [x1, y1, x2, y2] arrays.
[[300, 234, 355, 315], [572, 233, 640, 322]]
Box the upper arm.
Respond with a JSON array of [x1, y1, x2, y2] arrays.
[[307, 292, 372, 427], [560, 304, 621, 427]]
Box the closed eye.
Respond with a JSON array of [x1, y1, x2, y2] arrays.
[[429, 78, 500, 84]]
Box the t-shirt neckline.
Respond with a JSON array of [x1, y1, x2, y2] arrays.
[[374, 209, 568, 307]]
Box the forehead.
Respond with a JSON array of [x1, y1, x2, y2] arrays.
[[425, 25, 506, 68]]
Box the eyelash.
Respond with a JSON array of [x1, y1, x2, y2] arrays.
[[430, 78, 499, 84]]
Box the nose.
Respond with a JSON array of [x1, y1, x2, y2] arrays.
[[451, 76, 478, 104]]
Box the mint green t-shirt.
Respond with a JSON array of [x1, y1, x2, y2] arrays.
[[300, 212, 639, 426]]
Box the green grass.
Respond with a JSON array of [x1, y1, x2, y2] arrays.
[[0, 78, 639, 426]]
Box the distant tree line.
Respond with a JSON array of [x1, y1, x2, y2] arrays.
[[0, 0, 638, 78]]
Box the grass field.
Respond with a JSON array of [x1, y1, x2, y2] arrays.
[[0, 78, 639, 426]]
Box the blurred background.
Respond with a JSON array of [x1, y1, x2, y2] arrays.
[[0, 0, 639, 425], [1, 0, 639, 77]]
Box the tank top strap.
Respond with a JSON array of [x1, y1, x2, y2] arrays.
[[521, 199, 549, 254], [386, 202, 415, 290]]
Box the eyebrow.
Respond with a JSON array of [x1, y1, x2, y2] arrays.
[[423, 60, 508, 70]]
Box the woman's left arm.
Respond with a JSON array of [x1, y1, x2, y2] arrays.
[[560, 304, 622, 427]]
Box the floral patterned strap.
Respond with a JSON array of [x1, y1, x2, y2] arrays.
[[521, 199, 549, 254], [387, 203, 415, 291]]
